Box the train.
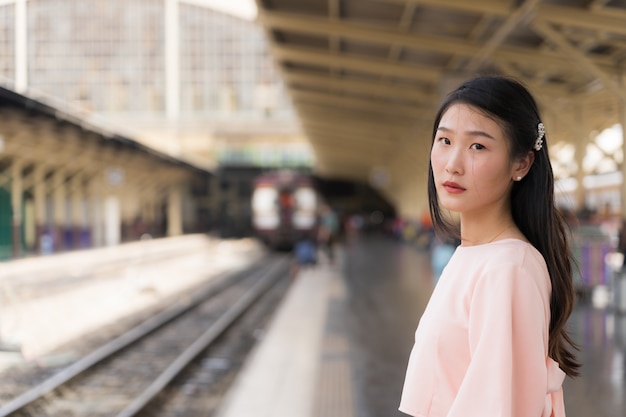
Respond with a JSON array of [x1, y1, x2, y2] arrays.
[[251, 170, 319, 249]]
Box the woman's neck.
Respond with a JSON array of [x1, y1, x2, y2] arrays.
[[459, 212, 515, 246]]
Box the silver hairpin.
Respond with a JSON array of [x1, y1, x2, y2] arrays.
[[534, 122, 545, 151]]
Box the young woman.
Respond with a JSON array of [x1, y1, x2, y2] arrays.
[[399, 76, 579, 417]]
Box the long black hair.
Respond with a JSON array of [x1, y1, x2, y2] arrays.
[[427, 75, 580, 377]]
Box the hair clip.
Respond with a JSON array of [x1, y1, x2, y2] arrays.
[[534, 123, 544, 151]]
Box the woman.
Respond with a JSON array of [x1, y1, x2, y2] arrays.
[[399, 76, 579, 417]]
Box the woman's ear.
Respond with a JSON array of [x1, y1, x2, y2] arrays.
[[512, 151, 535, 181]]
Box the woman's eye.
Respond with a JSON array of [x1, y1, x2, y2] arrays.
[[470, 143, 485, 150], [437, 137, 450, 145]]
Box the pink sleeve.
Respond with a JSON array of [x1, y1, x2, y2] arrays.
[[544, 359, 566, 417], [447, 263, 551, 417]]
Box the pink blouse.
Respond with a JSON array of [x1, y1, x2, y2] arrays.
[[399, 239, 566, 417]]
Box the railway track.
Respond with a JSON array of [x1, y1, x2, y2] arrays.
[[0, 255, 291, 417]]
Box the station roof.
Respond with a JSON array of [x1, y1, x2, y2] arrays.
[[255, 0, 626, 182], [0, 85, 210, 176]]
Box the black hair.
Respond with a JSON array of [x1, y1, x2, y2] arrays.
[[427, 75, 580, 377]]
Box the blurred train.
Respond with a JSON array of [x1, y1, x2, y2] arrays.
[[251, 171, 319, 249]]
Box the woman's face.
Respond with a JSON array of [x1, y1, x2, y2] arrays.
[[431, 103, 517, 217]]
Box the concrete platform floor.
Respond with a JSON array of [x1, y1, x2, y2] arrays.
[[216, 235, 624, 417]]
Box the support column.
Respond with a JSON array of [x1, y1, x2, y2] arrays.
[[71, 174, 85, 249], [52, 170, 67, 251], [141, 195, 156, 238], [10, 160, 23, 257], [209, 176, 221, 232], [33, 166, 47, 254], [104, 195, 121, 246], [167, 184, 183, 236], [129, 193, 147, 239], [89, 177, 104, 248]]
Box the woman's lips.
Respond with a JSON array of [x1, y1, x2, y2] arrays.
[[442, 181, 466, 194]]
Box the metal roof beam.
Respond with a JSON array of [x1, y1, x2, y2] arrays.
[[538, 4, 626, 36], [388, 2, 419, 63], [290, 84, 425, 109], [260, 10, 617, 76], [466, 0, 542, 72], [282, 70, 434, 103], [258, 10, 481, 56], [301, 119, 409, 138], [381, 0, 512, 16], [532, 19, 626, 103], [303, 127, 399, 147], [290, 89, 425, 117], [271, 45, 440, 82], [295, 102, 420, 124]]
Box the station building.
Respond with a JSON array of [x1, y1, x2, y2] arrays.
[[0, 0, 314, 257]]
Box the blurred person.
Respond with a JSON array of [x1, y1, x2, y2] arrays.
[[317, 204, 339, 263], [399, 76, 579, 417], [345, 213, 364, 243], [290, 236, 317, 278]]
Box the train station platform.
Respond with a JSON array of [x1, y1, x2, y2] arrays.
[[216, 236, 626, 417], [0, 234, 624, 417], [0, 234, 265, 368]]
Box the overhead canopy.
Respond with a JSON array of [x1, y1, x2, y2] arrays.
[[255, 0, 626, 201]]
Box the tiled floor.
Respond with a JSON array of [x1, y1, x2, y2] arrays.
[[564, 300, 626, 417]]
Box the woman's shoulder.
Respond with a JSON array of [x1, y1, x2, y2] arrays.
[[455, 238, 546, 272], [440, 240, 550, 302]]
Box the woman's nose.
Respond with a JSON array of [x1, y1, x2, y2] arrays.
[[444, 149, 463, 175]]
